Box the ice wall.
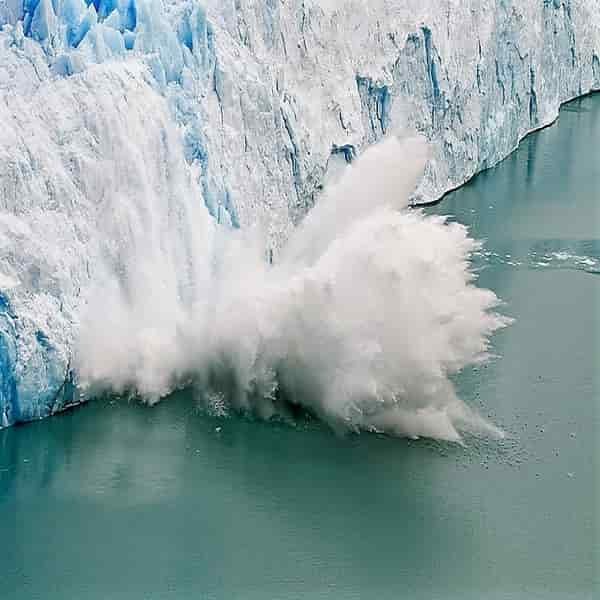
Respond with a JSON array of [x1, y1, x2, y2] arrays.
[[199, 0, 600, 233], [0, 0, 598, 426]]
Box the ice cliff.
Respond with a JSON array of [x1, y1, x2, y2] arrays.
[[0, 0, 598, 427]]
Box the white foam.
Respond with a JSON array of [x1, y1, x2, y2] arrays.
[[75, 126, 509, 442]]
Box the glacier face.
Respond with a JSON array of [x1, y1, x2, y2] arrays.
[[0, 0, 598, 427]]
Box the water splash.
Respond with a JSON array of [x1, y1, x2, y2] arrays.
[[74, 123, 509, 442]]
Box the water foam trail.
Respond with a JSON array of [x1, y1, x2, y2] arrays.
[[75, 123, 510, 442]]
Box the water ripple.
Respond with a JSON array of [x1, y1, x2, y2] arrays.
[[474, 240, 600, 275]]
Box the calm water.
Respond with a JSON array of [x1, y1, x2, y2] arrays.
[[1, 95, 598, 599]]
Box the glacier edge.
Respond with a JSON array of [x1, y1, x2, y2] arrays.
[[0, 0, 599, 426]]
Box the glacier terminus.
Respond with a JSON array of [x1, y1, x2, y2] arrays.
[[0, 0, 598, 427]]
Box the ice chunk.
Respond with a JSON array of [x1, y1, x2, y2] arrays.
[[29, 0, 57, 43], [61, 0, 87, 46], [70, 4, 97, 48], [96, 0, 116, 20], [117, 0, 136, 32], [134, 0, 184, 83], [78, 23, 125, 63], [0, 0, 24, 27], [0, 0, 598, 428], [103, 8, 121, 30], [123, 29, 135, 50]]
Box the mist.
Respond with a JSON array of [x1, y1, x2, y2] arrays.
[[74, 118, 509, 443]]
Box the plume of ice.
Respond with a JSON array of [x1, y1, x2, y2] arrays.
[[75, 123, 508, 442]]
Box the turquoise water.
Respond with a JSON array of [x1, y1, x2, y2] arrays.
[[1, 95, 598, 599]]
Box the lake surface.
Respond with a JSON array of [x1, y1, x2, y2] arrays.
[[1, 94, 598, 599]]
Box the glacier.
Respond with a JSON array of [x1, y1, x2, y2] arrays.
[[0, 0, 598, 430]]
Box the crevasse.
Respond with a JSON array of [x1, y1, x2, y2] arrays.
[[0, 0, 598, 427]]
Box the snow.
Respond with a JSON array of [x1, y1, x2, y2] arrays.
[[0, 0, 598, 427]]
